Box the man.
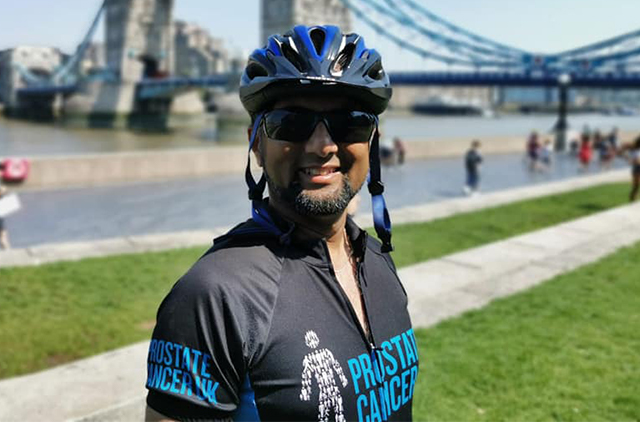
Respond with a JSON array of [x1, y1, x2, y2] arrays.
[[463, 139, 482, 195], [146, 25, 418, 421]]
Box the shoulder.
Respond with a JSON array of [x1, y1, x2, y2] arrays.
[[175, 222, 285, 300], [153, 221, 286, 362]]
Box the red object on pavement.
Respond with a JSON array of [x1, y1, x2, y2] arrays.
[[1, 158, 31, 182]]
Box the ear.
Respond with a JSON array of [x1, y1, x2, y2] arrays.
[[248, 125, 264, 167]]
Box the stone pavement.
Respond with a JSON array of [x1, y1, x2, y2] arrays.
[[0, 173, 638, 421], [0, 168, 628, 269], [402, 200, 640, 327]]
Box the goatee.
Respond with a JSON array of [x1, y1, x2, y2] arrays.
[[267, 174, 360, 216]]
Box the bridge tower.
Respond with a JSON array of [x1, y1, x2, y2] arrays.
[[66, 0, 202, 127], [261, 0, 352, 44], [105, 0, 174, 81]]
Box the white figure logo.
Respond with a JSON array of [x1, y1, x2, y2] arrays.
[[299, 331, 349, 422]]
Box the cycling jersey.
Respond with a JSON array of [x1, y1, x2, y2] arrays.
[[146, 214, 418, 421]]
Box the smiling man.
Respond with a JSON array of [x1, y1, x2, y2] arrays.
[[145, 25, 418, 421]]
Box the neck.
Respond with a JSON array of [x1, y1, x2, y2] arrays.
[[268, 198, 349, 248]]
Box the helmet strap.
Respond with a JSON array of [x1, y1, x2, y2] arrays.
[[246, 112, 267, 200], [368, 121, 393, 252], [245, 112, 287, 238]]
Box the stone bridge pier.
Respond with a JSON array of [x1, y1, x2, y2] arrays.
[[64, 0, 204, 129]]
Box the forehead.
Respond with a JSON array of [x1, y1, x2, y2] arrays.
[[272, 95, 355, 112]]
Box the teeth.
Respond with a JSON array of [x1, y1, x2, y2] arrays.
[[303, 168, 336, 176]]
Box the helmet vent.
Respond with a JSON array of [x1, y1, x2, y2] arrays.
[[246, 61, 268, 80], [366, 59, 385, 80], [332, 43, 355, 76], [281, 42, 306, 72], [309, 27, 326, 56]]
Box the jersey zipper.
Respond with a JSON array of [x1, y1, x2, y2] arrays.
[[322, 240, 374, 349], [354, 248, 389, 421], [323, 240, 389, 421]]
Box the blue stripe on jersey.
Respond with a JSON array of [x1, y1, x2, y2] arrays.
[[232, 375, 260, 421]]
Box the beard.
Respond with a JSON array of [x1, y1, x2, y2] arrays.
[[266, 172, 361, 217]]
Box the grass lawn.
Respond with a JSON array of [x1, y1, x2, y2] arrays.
[[0, 182, 631, 380], [388, 182, 630, 268], [412, 240, 640, 421]]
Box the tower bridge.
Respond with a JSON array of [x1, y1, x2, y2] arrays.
[[5, 0, 640, 128]]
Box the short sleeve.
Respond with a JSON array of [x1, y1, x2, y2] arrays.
[[146, 266, 248, 419], [145, 245, 281, 420]]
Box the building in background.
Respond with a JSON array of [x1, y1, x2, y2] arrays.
[[174, 20, 230, 77], [261, 0, 352, 44], [0, 46, 65, 107]]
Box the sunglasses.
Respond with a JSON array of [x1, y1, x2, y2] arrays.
[[262, 109, 377, 144]]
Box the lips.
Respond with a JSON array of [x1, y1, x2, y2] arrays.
[[301, 167, 339, 176], [298, 165, 341, 184]]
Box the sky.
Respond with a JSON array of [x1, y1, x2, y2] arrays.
[[1, 0, 639, 71]]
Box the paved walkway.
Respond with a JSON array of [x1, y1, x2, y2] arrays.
[[0, 173, 638, 422], [0, 168, 628, 268]]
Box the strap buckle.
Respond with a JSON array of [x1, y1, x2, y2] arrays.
[[368, 180, 385, 196], [248, 188, 263, 200]]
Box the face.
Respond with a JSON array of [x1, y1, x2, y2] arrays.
[[253, 96, 371, 218]]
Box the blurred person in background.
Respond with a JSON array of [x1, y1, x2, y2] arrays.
[[379, 134, 395, 166], [620, 136, 640, 202], [608, 126, 619, 151], [464, 139, 483, 196], [578, 131, 593, 171], [0, 184, 10, 249], [539, 139, 553, 170], [393, 136, 406, 165], [526, 130, 540, 171], [594, 130, 614, 170]]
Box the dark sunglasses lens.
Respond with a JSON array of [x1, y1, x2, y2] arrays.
[[329, 111, 376, 143], [264, 110, 315, 143]]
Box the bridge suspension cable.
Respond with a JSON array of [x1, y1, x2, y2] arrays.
[[344, 0, 640, 75], [553, 28, 640, 59], [373, 0, 524, 62], [17, 0, 106, 86], [394, 0, 529, 56], [341, 0, 525, 68]]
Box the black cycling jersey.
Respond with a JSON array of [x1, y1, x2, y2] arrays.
[[146, 215, 418, 421]]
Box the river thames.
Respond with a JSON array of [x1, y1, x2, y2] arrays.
[[0, 112, 636, 247], [1, 112, 640, 156]]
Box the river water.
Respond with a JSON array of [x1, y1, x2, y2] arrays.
[[1, 112, 639, 157], [5, 152, 629, 248], [0, 112, 635, 248]]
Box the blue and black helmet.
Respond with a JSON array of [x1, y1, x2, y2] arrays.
[[240, 25, 392, 115], [240, 25, 394, 252]]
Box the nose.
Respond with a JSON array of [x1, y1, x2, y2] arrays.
[[305, 122, 338, 157]]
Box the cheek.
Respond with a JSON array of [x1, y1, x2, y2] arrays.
[[264, 143, 297, 181], [344, 143, 370, 175]]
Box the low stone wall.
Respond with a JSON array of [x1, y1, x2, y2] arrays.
[[23, 147, 248, 189], [404, 135, 524, 158], [14, 131, 636, 189]]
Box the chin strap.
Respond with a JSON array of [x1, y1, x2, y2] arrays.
[[245, 112, 286, 239], [368, 121, 393, 253]]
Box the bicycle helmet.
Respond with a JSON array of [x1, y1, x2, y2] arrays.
[[240, 25, 394, 252], [240, 25, 392, 115]]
